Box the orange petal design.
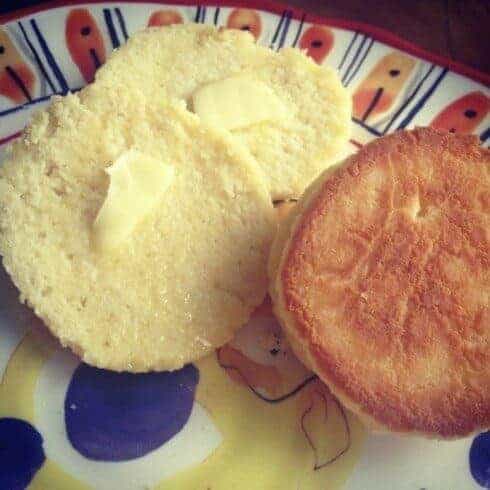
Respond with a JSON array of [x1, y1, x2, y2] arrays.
[[352, 52, 416, 122], [227, 9, 262, 40], [217, 344, 282, 396], [0, 29, 35, 103], [299, 25, 334, 64], [352, 88, 393, 121], [430, 91, 489, 134], [148, 10, 183, 27], [66, 8, 106, 83]]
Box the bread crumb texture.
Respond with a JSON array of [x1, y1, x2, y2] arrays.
[[94, 24, 351, 199], [0, 90, 274, 372]]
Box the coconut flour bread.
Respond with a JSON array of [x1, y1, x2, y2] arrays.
[[94, 24, 351, 199], [269, 128, 490, 438], [0, 88, 274, 372]]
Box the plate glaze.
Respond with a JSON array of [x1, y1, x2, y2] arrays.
[[0, 3, 488, 489]]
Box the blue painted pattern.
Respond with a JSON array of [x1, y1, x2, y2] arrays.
[[470, 431, 490, 488], [0, 417, 45, 490], [65, 363, 199, 461]]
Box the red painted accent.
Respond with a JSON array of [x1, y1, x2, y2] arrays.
[[0, 0, 488, 85], [352, 88, 393, 121], [66, 8, 106, 83], [0, 131, 22, 146], [299, 25, 334, 64], [430, 91, 489, 134], [227, 8, 262, 40], [0, 63, 35, 103], [349, 138, 363, 149], [148, 9, 183, 26]]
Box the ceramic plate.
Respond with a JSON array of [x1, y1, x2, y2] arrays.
[[0, 2, 489, 489]]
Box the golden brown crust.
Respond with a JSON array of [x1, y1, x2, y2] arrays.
[[272, 128, 490, 438]]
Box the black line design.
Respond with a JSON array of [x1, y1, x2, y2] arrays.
[[402, 65, 423, 98], [480, 127, 490, 143], [341, 35, 368, 86], [0, 93, 52, 117], [0, 86, 83, 118], [115, 7, 129, 41], [291, 12, 306, 47], [217, 348, 317, 404], [200, 6, 207, 23], [194, 6, 201, 23], [89, 48, 101, 70], [344, 38, 374, 87], [361, 86, 383, 122], [272, 198, 299, 206], [397, 68, 448, 130], [30, 19, 69, 93], [103, 9, 120, 49], [337, 31, 358, 71], [269, 10, 287, 48], [17, 21, 56, 93], [382, 64, 436, 133], [300, 391, 352, 470], [5, 65, 32, 102], [277, 10, 293, 50], [352, 117, 382, 136], [213, 7, 220, 26]]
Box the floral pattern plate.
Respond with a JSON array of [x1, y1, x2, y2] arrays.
[[0, 2, 489, 489]]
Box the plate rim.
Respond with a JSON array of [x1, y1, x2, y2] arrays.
[[0, 0, 488, 86]]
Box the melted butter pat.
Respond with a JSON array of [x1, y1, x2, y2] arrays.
[[92, 150, 174, 252], [192, 76, 287, 130]]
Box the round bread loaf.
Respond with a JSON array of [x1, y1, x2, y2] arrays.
[[0, 88, 274, 372], [270, 128, 490, 438], [94, 24, 351, 200]]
